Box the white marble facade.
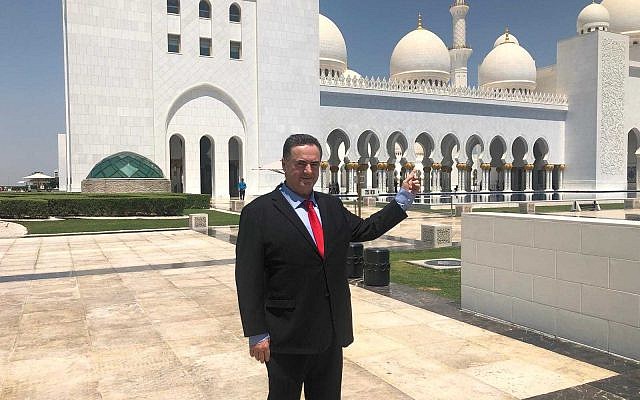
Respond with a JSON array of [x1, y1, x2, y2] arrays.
[[59, 0, 640, 198]]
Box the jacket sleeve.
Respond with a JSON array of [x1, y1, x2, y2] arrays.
[[347, 200, 407, 243], [235, 205, 267, 337]]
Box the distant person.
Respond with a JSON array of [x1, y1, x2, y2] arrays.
[[238, 178, 247, 200]]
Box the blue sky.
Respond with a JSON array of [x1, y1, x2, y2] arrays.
[[0, 0, 590, 186]]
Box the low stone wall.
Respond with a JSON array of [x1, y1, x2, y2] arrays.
[[81, 179, 171, 193], [462, 212, 640, 361]]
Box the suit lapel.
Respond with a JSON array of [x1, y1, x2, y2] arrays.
[[269, 187, 321, 257]]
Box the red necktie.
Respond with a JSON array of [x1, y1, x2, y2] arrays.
[[304, 199, 324, 258]]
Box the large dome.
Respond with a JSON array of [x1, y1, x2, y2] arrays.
[[577, 2, 610, 34], [319, 14, 347, 76], [601, 0, 640, 39], [479, 31, 536, 92], [390, 17, 450, 84]]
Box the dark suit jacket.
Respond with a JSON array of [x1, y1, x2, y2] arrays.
[[235, 185, 407, 354]]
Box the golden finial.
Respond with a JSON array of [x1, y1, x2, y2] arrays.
[[505, 26, 510, 41], [417, 13, 423, 29]]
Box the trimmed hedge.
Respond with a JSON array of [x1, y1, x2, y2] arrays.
[[0, 194, 193, 218], [0, 198, 49, 219], [183, 194, 210, 209]]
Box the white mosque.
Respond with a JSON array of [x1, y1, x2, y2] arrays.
[[58, 0, 640, 199]]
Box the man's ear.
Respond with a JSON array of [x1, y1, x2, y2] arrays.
[[281, 158, 285, 170]]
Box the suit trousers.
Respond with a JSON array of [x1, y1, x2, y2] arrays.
[[266, 338, 343, 400]]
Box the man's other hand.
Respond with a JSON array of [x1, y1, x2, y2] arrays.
[[249, 338, 271, 363], [402, 169, 421, 194]]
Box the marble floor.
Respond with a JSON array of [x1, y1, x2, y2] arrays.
[[0, 230, 637, 399]]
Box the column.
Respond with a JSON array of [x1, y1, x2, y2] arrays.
[[432, 163, 442, 192], [545, 164, 554, 191], [480, 163, 491, 192], [424, 166, 431, 192], [524, 164, 534, 192], [456, 163, 465, 191], [503, 163, 513, 192], [387, 164, 396, 193], [377, 163, 386, 191], [320, 161, 329, 191], [558, 164, 565, 190]]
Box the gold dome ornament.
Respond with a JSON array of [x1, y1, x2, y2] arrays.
[[404, 162, 415, 170]]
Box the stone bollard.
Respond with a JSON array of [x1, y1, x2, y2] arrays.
[[455, 204, 473, 217], [362, 197, 376, 207], [624, 199, 640, 209], [189, 213, 209, 234], [346, 243, 364, 278], [519, 202, 536, 214], [421, 224, 452, 248], [230, 200, 245, 212], [363, 248, 390, 286]]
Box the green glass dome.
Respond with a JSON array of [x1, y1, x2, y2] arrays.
[[87, 152, 165, 179]]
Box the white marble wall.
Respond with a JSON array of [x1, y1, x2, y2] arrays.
[[462, 212, 640, 361]]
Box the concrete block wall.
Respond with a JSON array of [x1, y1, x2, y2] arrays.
[[462, 212, 640, 361]]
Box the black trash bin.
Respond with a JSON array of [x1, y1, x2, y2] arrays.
[[363, 248, 390, 286], [346, 243, 364, 278]]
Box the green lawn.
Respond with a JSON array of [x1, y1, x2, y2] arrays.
[[389, 247, 461, 302], [17, 209, 240, 234]]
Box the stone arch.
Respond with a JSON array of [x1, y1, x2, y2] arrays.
[[511, 136, 528, 190], [464, 134, 485, 164], [628, 128, 640, 190], [386, 131, 409, 191], [532, 138, 549, 191], [489, 136, 508, 191], [357, 130, 381, 189], [440, 133, 461, 192], [165, 83, 246, 131], [200, 135, 215, 195], [228, 136, 243, 198], [169, 134, 186, 193], [327, 129, 350, 192], [415, 132, 435, 164]]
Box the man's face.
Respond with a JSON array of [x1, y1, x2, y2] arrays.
[[282, 144, 321, 197]]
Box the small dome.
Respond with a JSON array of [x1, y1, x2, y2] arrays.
[[319, 14, 347, 76], [577, 2, 610, 34], [601, 0, 640, 39], [87, 152, 165, 179], [390, 15, 451, 84], [343, 69, 362, 79], [479, 31, 536, 92]]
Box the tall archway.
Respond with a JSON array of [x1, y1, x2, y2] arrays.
[[489, 136, 507, 191], [228, 137, 242, 198], [327, 129, 350, 192], [169, 134, 185, 193], [357, 130, 380, 188], [386, 132, 408, 192], [465, 135, 484, 191], [416, 132, 435, 191], [532, 138, 549, 191], [441, 133, 460, 192], [511, 137, 528, 191], [200, 136, 214, 195], [628, 128, 640, 190]]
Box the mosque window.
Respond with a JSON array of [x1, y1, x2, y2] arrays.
[[168, 34, 181, 53], [200, 38, 212, 56], [324, 69, 329, 76], [229, 4, 241, 22], [230, 41, 242, 59], [167, 0, 180, 14], [199, 0, 211, 18]]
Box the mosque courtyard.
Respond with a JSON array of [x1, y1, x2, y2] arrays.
[[0, 223, 639, 399]]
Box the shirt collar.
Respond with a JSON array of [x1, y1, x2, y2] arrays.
[[280, 182, 317, 208]]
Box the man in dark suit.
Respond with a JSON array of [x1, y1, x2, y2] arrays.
[[235, 134, 420, 399]]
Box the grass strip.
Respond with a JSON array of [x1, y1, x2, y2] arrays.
[[389, 247, 461, 302]]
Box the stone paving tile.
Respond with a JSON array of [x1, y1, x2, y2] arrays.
[[0, 230, 628, 399]]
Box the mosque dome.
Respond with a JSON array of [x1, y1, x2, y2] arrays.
[[577, 2, 610, 34], [87, 152, 165, 179], [319, 14, 348, 77], [343, 69, 362, 79], [479, 30, 537, 93], [390, 15, 451, 85], [601, 0, 640, 39]]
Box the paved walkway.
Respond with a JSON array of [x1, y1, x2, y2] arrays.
[[0, 231, 628, 399]]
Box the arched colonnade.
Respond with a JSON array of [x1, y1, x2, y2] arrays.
[[322, 129, 565, 195]]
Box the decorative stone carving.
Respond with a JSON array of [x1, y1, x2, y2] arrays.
[[432, 163, 442, 170], [377, 162, 387, 170], [599, 37, 626, 176], [421, 224, 452, 248], [189, 213, 208, 234], [320, 161, 329, 169]]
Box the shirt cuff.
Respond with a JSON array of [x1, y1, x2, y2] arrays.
[[394, 188, 415, 211], [249, 333, 270, 346]]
